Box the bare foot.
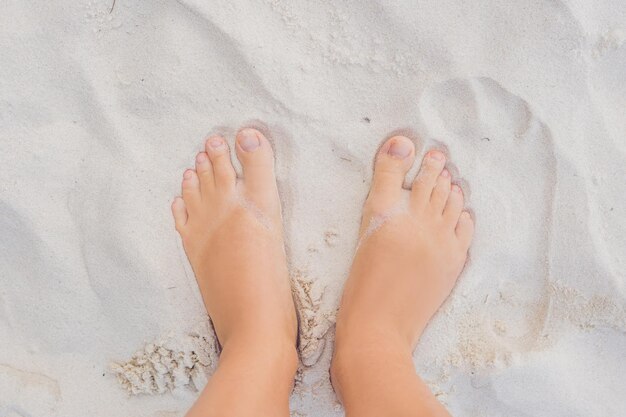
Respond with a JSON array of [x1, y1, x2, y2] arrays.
[[334, 134, 474, 360], [330, 136, 473, 416], [171, 128, 297, 356]]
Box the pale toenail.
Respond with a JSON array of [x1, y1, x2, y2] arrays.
[[239, 129, 260, 152], [429, 150, 445, 161], [441, 169, 450, 178], [387, 139, 412, 159], [452, 184, 462, 193], [208, 137, 225, 149], [196, 153, 207, 163], [183, 170, 193, 179]]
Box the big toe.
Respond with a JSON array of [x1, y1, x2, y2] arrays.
[[236, 128, 275, 182], [368, 136, 415, 207], [235, 128, 280, 212]]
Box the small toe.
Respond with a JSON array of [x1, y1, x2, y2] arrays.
[[181, 169, 201, 208], [411, 150, 446, 208], [430, 169, 451, 214], [205, 136, 236, 190], [195, 152, 213, 194], [368, 136, 415, 204], [456, 211, 475, 248], [443, 184, 464, 225], [171, 197, 188, 232]]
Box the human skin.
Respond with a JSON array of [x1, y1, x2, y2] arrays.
[[172, 131, 473, 417], [172, 128, 297, 417], [331, 135, 473, 417]]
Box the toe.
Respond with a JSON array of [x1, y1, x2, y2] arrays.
[[235, 128, 279, 212], [171, 197, 188, 232], [181, 169, 201, 209], [430, 169, 451, 214], [205, 136, 236, 190], [411, 150, 446, 209], [235, 128, 276, 187], [195, 152, 213, 195], [456, 211, 475, 248], [443, 184, 464, 225], [368, 136, 415, 206]]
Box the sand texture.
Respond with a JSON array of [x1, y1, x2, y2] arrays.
[[1, 1, 625, 416]]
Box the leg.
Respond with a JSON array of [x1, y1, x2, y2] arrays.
[[331, 136, 474, 416], [171, 128, 298, 417]]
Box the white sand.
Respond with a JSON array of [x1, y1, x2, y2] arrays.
[[1, 0, 625, 416]]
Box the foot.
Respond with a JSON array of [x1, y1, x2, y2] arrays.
[[171, 128, 297, 362], [333, 135, 474, 358]]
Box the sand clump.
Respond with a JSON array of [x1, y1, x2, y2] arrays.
[[291, 269, 335, 367], [428, 282, 626, 380], [547, 283, 626, 332], [111, 331, 217, 395]]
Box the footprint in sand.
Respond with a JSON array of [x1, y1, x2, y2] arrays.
[[419, 77, 557, 361], [0, 363, 61, 417]]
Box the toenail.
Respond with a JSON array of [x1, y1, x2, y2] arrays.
[[208, 137, 225, 149], [441, 169, 450, 178], [183, 170, 193, 179], [239, 129, 260, 152], [429, 150, 445, 161], [452, 184, 462, 193], [196, 153, 207, 163], [387, 139, 412, 159]]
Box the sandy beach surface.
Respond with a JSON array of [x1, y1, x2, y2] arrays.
[[1, 1, 625, 416]]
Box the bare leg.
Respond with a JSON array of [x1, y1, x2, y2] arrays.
[[171, 128, 298, 417], [331, 136, 474, 416]]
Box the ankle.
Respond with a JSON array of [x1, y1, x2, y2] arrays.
[[331, 335, 414, 394], [333, 324, 414, 359], [219, 337, 299, 380]]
